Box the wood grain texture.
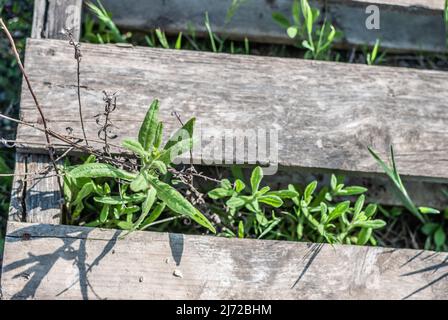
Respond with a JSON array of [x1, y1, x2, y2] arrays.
[[99, 0, 446, 52], [23, 154, 62, 224], [17, 39, 448, 182], [7, 154, 62, 224], [1, 221, 447, 300], [8, 153, 27, 223], [32, 0, 82, 40]]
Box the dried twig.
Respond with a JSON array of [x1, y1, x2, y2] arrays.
[[0, 18, 63, 196], [66, 28, 89, 147]]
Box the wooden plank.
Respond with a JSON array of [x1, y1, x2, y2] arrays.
[[1, 221, 447, 300], [8, 153, 27, 223], [8, 153, 62, 224], [23, 155, 62, 224], [16, 39, 448, 182], [32, 0, 82, 40], [99, 0, 446, 53]]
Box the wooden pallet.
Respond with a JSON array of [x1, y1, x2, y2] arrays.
[[1, 0, 448, 300], [98, 0, 447, 53]]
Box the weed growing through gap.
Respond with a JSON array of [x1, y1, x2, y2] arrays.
[[84, 0, 250, 55], [272, 0, 341, 60], [369, 146, 447, 251], [365, 39, 385, 65], [208, 167, 385, 244], [64, 100, 216, 233]]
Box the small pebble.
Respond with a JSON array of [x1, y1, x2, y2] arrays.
[[173, 269, 183, 278], [139, 276, 144, 283]]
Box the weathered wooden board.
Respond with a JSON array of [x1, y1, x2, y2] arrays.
[[32, 0, 82, 40], [7, 153, 62, 225], [99, 0, 446, 53], [1, 221, 447, 300], [17, 39, 448, 182]]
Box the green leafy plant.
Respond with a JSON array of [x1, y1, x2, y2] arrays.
[[208, 167, 296, 239], [368, 146, 439, 223], [272, 0, 340, 60], [63, 100, 215, 234], [366, 39, 385, 65], [84, 1, 129, 44], [209, 167, 385, 244], [368, 146, 446, 251]]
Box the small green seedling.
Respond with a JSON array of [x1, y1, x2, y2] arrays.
[[272, 0, 341, 60], [366, 39, 386, 65]]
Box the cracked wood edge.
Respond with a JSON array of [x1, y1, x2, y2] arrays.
[[8, 154, 62, 225], [32, 0, 82, 40], [99, 0, 446, 53], [1, 221, 447, 300]]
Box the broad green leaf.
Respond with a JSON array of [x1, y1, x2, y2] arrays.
[[304, 181, 317, 204], [72, 181, 95, 206], [267, 190, 299, 199], [258, 195, 283, 208], [250, 166, 263, 194], [421, 222, 439, 236], [419, 207, 440, 215], [70, 163, 136, 181], [354, 195, 365, 218], [220, 179, 232, 190], [272, 12, 290, 28], [94, 193, 146, 205], [134, 187, 157, 229], [139, 99, 160, 151], [234, 179, 246, 193], [257, 186, 271, 196], [226, 196, 246, 208], [288, 184, 300, 206], [292, 0, 301, 25], [142, 187, 157, 216], [302, 40, 314, 52], [327, 201, 350, 222], [154, 122, 164, 149], [365, 203, 377, 218], [141, 202, 166, 227], [208, 188, 234, 200], [256, 212, 269, 226], [330, 174, 337, 191], [117, 221, 134, 230], [99, 204, 110, 223], [145, 175, 215, 233], [434, 227, 446, 248], [352, 219, 386, 230], [122, 139, 148, 159], [336, 186, 368, 196], [130, 173, 150, 192], [157, 137, 194, 165], [151, 160, 168, 175], [287, 26, 298, 38], [357, 228, 373, 245], [164, 118, 195, 150]]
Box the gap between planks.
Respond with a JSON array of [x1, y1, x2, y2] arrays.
[[98, 0, 446, 53]]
